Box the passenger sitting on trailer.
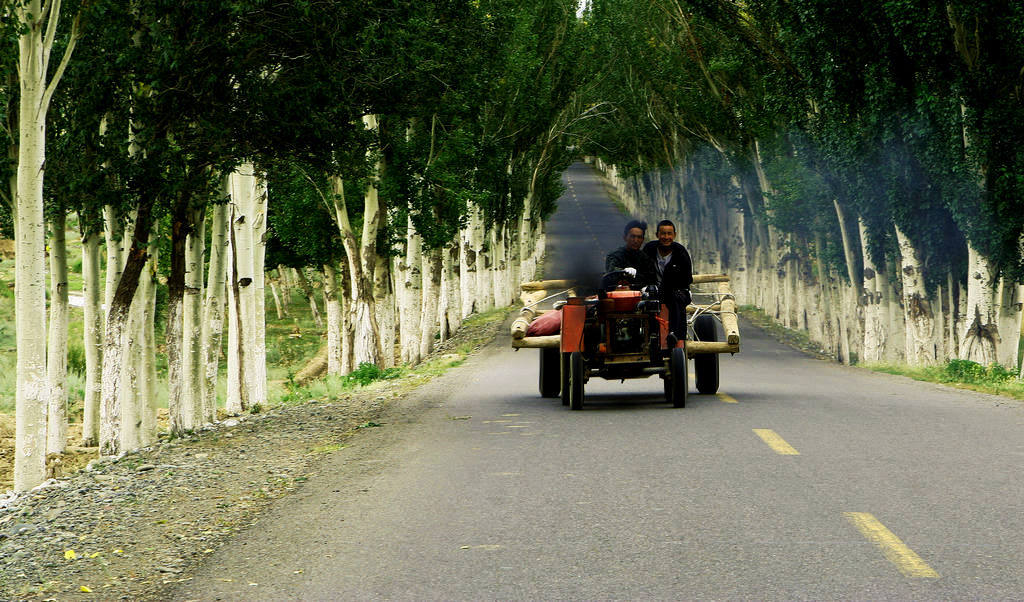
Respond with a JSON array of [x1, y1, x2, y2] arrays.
[[603, 220, 657, 290], [643, 219, 692, 338]]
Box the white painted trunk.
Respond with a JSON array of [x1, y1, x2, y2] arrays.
[[14, 4, 50, 489], [249, 175, 268, 408], [438, 246, 452, 342], [444, 244, 462, 334], [858, 218, 887, 363], [959, 243, 1020, 368], [138, 235, 160, 446], [180, 209, 205, 429], [895, 225, 938, 365], [374, 254, 395, 368], [228, 165, 267, 409], [472, 208, 493, 312], [99, 303, 129, 457], [225, 237, 244, 415], [419, 248, 442, 358], [400, 220, 422, 365], [458, 223, 476, 319], [324, 263, 343, 375], [270, 279, 284, 319], [103, 205, 125, 312], [46, 214, 69, 455], [202, 201, 229, 422], [80, 229, 103, 446]]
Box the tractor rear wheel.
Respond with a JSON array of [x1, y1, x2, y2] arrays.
[[693, 314, 720, 394], [569, 351, 585, 411], [669, 346, 687, 408], [539, 347, 561, 398]]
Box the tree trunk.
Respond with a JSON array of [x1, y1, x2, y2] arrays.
[[249, 173, 268, 409], [46, 212, 69, 456], [419, 248, 442, 358], [959, 243, 1020, 368], [324, 263, 343, 375], [138, 232, 160, 446], [182, 206, 206, 428], [80, 228, 103, 446], [99, 202, 154, 457], [103, 204, 125, 315], [895, 224, 938, 365], [459, 221, 476, 319], [270, 278, 284, 319], [202, 201, 229, 422], [400, 218, 422, 365], [374, 253, 395, 368], [225, 225, 246, 415], [166, 204, 190, 434], [858, 218, 887, 363]]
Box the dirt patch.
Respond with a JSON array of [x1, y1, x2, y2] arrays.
[[0, 310, 509, 600]]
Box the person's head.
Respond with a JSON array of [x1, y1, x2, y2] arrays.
[[623, 219, 646, 251], [656, 220, 676, 248]]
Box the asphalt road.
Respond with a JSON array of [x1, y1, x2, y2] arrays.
[[170, 163, 1024, 600]]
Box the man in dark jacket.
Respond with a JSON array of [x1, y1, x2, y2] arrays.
[[643, 219, 692, 337], [604, 219, 657, 290]]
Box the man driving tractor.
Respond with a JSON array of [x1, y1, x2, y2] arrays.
[[604, 219, 657, 289]]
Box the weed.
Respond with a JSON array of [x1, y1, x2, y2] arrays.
[[343, 363, 402, 387], [355, 421, 382, 429]]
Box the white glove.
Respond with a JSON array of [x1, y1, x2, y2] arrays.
[[624, 267, 637, 278]]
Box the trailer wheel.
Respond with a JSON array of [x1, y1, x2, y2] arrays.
[[560, 352, 570, 406], [569, 351, 585, 411], [693, 314, 720, 394], [539, 347, 561, 398], [669, 346, 687, 408]]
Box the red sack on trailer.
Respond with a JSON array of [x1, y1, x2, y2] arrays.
[[525, 309, 561, 336]]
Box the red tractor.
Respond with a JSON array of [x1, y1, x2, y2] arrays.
[[513, 273, 739, 410]]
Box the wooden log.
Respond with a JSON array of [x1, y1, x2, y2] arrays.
[[686, 341, 739, 356], [510, 306, 537, 340], [521, 279, 574, 291], [692, 273, 730, 284], [511, 335, 560, 349], [717, 281, 740, 345], [520, 290, 548, 307], [686, 303, 722, 313]]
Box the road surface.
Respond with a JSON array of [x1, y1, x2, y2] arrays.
[[169, 163, 1024, 600]]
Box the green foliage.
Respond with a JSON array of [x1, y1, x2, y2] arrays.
[[344, 363, 403, 387], [944, 359, 1016, 384]]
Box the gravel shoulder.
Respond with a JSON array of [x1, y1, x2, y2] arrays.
[[0, 314, 508, 601]]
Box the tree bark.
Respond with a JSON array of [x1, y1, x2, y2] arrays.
[[400, 217, 422, 365], [419, 248, 442, 358], [202, 201, 229, 422], [895, 224, 938, 365], [46, 212, 69, 455], [80, 228, 103, 446], [182, 206, 206, 428], [323, 263, 343, 375]]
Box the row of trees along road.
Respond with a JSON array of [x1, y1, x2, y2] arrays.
[[1, 0, 595, 492], [571, 0, 1024, 371]]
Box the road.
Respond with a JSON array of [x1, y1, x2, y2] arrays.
[[170, 163, 1024, 600]]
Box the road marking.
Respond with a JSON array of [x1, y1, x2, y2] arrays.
[[753, 429, 799, 455], [717, 393, 738, 403], [843, 512, 940, 578]]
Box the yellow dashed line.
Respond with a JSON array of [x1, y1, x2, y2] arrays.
[[753, 429, 799, 455], [843, 512, 940, 578], [716, 393, 738, 403]]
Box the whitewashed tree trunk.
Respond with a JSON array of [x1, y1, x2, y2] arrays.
[[895, 224, 938, 365], [270, 278, 284, 319], [959, 243, 1021, 368], [400, 219, 422, 365], [438, 245, 453, 342], [181, 207, 206, 429], [277, 264, 292, 313], [249, 175, 268, 408], [103, 205, 124, 315], [225, 233, 245, 414], [473, 208, 493, 312], [419, 248, 442, 358], [996, 279, 1022, 369], [459, 222, 476, 319], [80, 228, 103, 446], [324, 263, 343, 375], [202, 201, 229, 423], [46, 213, 69, 455], [14, 0, 79, 490], [859, 218, 887, 363], [444, 244, 462, 334], [138, 233, 159, 446], [374, 254, 395, 368]]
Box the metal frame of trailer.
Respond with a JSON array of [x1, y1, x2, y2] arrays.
[[510, 274, 740, 410]]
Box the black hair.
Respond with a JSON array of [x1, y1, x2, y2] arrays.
[[623, 219, 647, 237], [656, 219, 675, 232]]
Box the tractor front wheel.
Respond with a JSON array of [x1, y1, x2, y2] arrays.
[[569, 351, 585, 411]]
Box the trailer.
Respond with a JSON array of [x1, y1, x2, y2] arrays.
[[511, 273, 740, 410]]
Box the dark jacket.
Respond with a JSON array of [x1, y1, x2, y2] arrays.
[[643, 240, 692, 298], [604, 246, 657, 289]]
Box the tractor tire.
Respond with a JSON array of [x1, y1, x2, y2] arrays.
[[569, 351, 585, 411], [539, 347, 561, 398], [670, 346, 687, 408], [560, 352, 570, 406], [693, 314, 720, 394]]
